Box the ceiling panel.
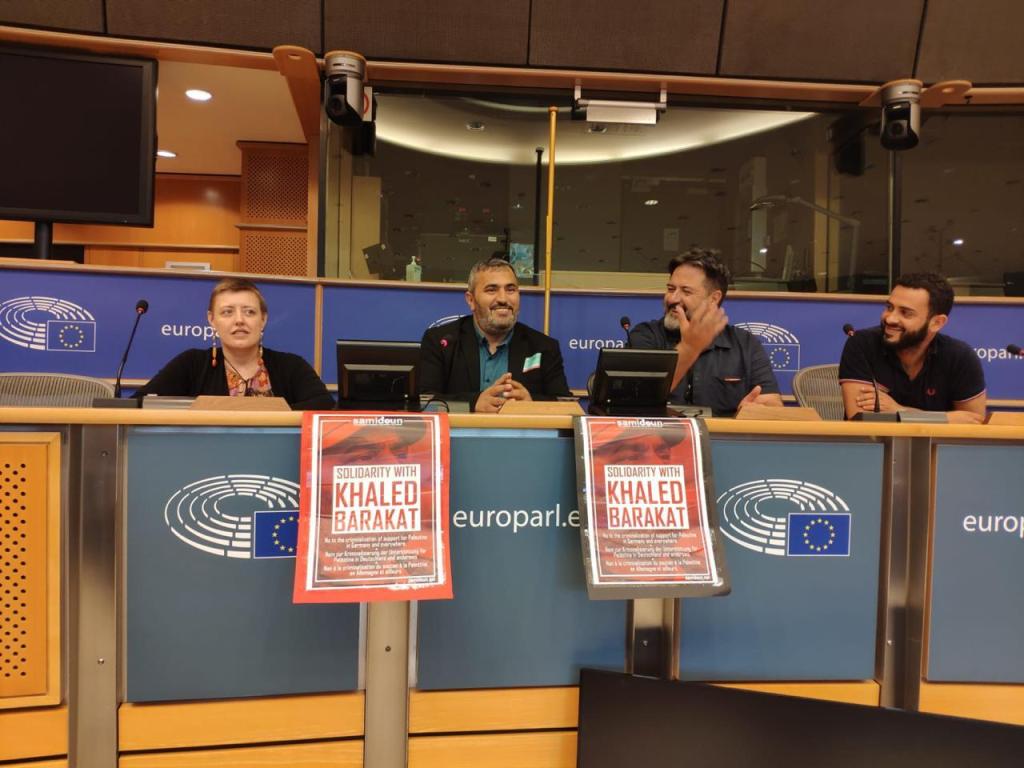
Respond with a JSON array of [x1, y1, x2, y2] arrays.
[[325, 0, 529, 66], [0, 0, 103, 33], [917, 0, 1024, 84], [720, 0, 923, 83], [106, 0, 320, 53], [529, 0, 723, 74]]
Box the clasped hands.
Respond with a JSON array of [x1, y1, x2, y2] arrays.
[[475, 372, 532, 413]]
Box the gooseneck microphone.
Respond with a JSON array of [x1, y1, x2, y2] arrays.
[[841, 321, 895, 420], [1008, 344, 1023, 357], [114, 299, 149, 398], [620, 316, 632, 348]]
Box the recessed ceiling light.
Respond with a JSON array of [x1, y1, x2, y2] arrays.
[[952, 238, 964, 246], [185, 89, 213, 102], [156, 149, 177, 158], [759, 247, 768, 254], [466, 121, 485, 131], [644, 199, 659, 206]]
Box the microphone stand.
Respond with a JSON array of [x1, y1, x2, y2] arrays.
[[114, 308, 145, 398]]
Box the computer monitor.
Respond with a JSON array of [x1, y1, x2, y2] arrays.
[[336, 340, 420, 410], [589, 349, 678, 415]]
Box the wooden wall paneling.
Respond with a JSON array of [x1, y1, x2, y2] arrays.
[[529, 0, 722, 74], [409, 687, 579, 733], [917, 0, 1024, 84], [719, 0, 923, 83], [349, 175, 380, 279], [0, 433, 61, 709], [84, 247, 142, 268], [119, 692, 364, 751], [408, 732, 577, 768], [105, 0, 320, 54], [324, 0, 530, 66], [239, 229, 307, 276], [0, 0, 103, 33], [137, 249, 239, 271], [0, 705, 67, 761], [119, 740, 364, 768], [53, 175, 241, 248]]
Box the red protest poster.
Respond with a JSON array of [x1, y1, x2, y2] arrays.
[[575, 416, 729, 597], [293, 412, 452, 603]]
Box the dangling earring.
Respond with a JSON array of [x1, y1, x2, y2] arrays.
[[258, 331, 264, 364], [211, 334, 219, 367]]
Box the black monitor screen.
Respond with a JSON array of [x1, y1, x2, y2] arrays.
[[336, 340, 420, 409], [590, 348, 677, 409], [0, 45, 156, 225]]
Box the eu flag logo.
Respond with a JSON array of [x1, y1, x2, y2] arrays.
[[253, 510, 299, 559], [763, 343, 800, 372], [46, 320, 96, 352], [786, 512, 851, 556]]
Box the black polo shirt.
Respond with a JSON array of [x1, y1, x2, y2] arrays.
[[838, 327, 985, 411], [628, 319, 780, 416]]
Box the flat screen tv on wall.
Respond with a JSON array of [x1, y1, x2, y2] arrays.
[[0, 45, 157, 227]]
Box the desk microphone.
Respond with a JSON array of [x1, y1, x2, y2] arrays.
[[620, 316, 632, 348], [841, 321, 895, 421], [114, 299, 149, 398], [1008, 344, 1023, 357]]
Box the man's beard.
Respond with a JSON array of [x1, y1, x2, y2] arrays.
[[477, 304, 517, 335], [663, 304, 684, 332], [880, 320, 929, 351]]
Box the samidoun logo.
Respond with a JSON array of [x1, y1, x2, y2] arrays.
[[163, 474, 300, 559], [429, 314, 463, 329], [734, 322, 800, 372], [0, 296, 97, 351], [718, 478, 851, 557]]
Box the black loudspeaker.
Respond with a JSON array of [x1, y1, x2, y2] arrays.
[[829, 113, 868, 177]]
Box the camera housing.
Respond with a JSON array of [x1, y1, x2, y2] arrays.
[[879, 81, 921, 151], [323, 50, 366, 126]]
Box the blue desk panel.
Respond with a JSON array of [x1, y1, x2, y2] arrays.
[[679, 439, 884, 680], [415, 430, 626, 689], [125, 427, 360, 702], [929, 443, 1024, 683]]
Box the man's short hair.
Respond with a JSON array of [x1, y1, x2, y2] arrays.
[[668, 248, 731, 301], [895, 272, 955, 317], [467, 257, 515, 292]]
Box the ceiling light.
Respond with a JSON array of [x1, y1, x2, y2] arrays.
[[466, 121, 485, 131], [952, 238, 964, 246], [644, 199, 659, 206], [759, 247, 769, 254], [185, 89, 213, 102], [156, 149, 177, 158]]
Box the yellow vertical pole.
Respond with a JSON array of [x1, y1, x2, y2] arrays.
[[544, 106, 558, 335]]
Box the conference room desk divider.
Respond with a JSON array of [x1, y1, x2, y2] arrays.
[[2, 410, 1024, 768]]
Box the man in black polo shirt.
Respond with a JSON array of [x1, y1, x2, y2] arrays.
[[839, 272, 986, 423], [629, 249, 782, 416]]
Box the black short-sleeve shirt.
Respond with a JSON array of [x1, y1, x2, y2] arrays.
[[838, 327, 985, 412], [628, 319, 780, 416]]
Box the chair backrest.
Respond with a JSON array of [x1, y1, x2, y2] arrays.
[[0, 372, 114, 407], [792, 364, 844, 421]]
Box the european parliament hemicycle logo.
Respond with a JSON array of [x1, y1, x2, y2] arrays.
[[163, 474, 300, 559], [717, 479, 851, 557], [0, 296, 97, 351], [734, 322, 800, 372]]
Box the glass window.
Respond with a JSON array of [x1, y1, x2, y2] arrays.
[[901, 113, 1024, 297]]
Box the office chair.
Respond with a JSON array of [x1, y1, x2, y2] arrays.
[[0, 372, 114, 407], [791, 364, 844, 421]]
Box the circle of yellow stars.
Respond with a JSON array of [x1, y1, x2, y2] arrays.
[[769, 346, 792, 370], [272, 513, 298, 554], [802, 517, 836, 553], [58, 324, 86, 349]]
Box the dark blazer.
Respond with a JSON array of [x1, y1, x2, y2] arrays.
[[418, 315, 571, 408], [135, 347, 335, 410]]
